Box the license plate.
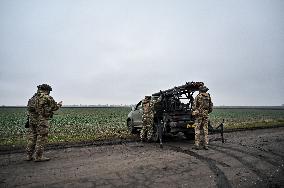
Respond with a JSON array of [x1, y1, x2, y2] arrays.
[[187, 124, 195, 128]]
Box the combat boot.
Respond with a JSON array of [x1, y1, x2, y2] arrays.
[[34, 156, 50, 162], [25, 155, 33, 161], [203, 145, 209, 150], [192, 145, 200, 150]]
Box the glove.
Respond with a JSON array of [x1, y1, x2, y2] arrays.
[[192, 110, 199, 116]]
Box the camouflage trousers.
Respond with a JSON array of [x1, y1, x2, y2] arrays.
[[194, 116, 209, 147], [26, 117, 49, 159], [140, 115, 154, 141]]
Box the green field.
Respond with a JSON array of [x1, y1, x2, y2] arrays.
[[0, 107, 284, 147]]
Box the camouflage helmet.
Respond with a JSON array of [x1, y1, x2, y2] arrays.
[[199, 85, 209, 92], [37, 84, 52, 91]]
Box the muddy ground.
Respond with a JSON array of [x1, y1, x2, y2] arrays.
[[0, 127, 284, 188]]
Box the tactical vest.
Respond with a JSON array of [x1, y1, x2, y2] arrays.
[[142, 100, 154, 115], [199, 93, 213, 113]]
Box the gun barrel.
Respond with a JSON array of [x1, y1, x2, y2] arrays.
[[152, 82, 204, 96]]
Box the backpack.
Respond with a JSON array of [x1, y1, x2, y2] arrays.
[[200, 93, 213, 113], [27, 94, 39, 113]]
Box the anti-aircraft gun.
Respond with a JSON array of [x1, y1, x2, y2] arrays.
[[127, 82, 224, 147], [150, 82, 204, 146], [152, 81, 203, 114]]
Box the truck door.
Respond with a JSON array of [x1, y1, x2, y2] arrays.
[[132, 101, 143, 127]]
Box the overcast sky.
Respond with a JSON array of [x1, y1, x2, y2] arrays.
[[0, 0, 283, 106]]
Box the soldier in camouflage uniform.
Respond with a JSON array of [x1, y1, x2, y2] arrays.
[[26, 84, 62, 162], [192, 85, 213, 150], [140, 96, 154, 142]]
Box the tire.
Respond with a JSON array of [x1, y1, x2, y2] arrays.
[[127, 120, 137, 134]]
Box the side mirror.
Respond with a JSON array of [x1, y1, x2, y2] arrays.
[[131, 106, 135, 111]]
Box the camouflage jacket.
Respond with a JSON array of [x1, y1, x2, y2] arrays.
[[192, 92, 213, 118], [142, 99, 154, 117], [36, 93, 59, 118]]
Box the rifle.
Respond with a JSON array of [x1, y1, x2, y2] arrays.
[[25, 117, 30, 128]]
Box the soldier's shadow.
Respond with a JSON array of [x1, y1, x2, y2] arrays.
[[162, 132, 195, 144]]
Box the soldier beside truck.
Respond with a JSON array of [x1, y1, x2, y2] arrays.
[[192, 85, 213, 150], [127, 82, 217, 149]]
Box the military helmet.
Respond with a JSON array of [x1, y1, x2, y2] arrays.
[[199, 85, 209, 92], [145, 96, 151, 100], [37, 84, 52, 91]]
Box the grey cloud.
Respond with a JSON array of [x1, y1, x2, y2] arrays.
[[0, 0, 283, 106]]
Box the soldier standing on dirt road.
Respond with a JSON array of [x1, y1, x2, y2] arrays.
[[192, 85, 213, 150], [140, 96, 154, 142], [26, 84, 63, 162]]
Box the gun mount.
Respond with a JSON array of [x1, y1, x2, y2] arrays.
[[152, 81, 204, 114], [152, 81, 204, 97]]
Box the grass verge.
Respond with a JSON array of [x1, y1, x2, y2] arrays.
[[1, 120, 284, 152]]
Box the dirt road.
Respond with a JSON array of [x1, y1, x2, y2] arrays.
[[1, 127, 284, 188]]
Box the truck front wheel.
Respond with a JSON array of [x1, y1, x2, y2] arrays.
[[127, 120, 137, 134]]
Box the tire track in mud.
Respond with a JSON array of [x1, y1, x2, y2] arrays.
[[210, 143, 281, 167], [209, 146, 269, 183], [163, 144, 232, 188], [256, 146, 284, 159], [267, 150, 284, 159]]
